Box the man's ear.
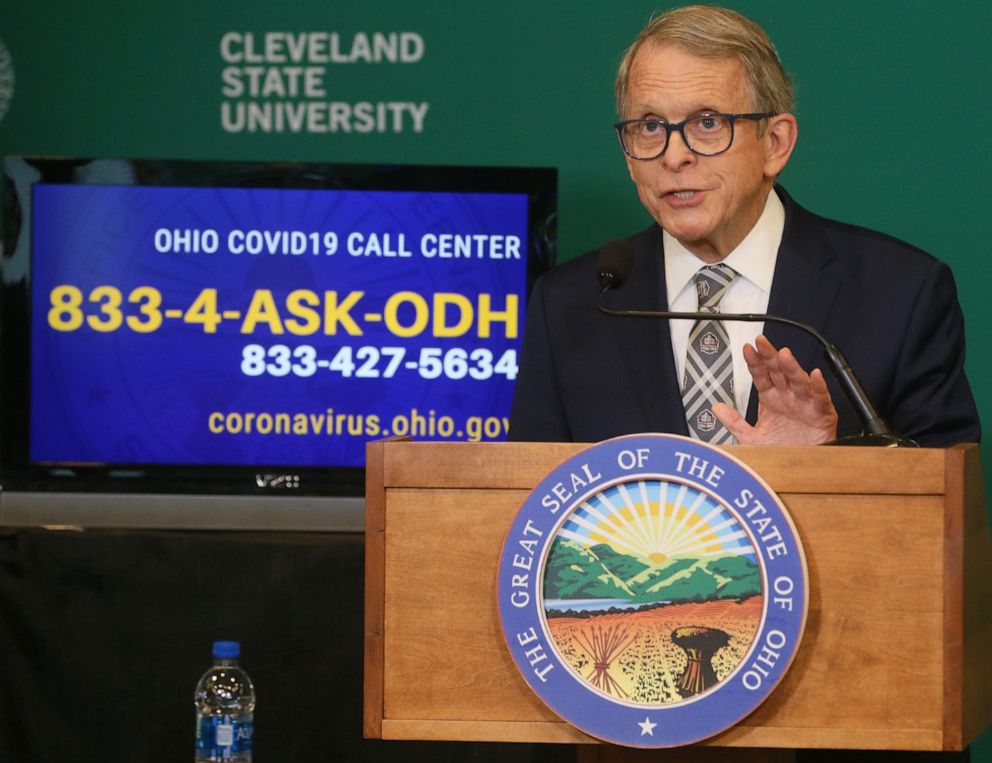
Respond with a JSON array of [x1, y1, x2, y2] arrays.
[[763, 113, 798, 178]]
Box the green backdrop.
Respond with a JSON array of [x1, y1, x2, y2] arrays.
[[1, 0, 989, 755]]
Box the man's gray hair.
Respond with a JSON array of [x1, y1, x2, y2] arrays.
[[615, 5, 794, 118]]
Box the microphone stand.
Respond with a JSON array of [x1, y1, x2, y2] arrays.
[[596, 286, 917, 447]]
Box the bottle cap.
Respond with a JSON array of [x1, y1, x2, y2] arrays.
[[212, 640, 241, 659]]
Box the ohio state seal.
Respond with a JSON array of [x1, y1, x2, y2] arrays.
[[497, 433, 808, 748]]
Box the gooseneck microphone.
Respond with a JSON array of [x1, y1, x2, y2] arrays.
[[596, 239, 916, 447]]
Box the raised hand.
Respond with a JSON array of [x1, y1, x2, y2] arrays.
[[712, 334, 838, 445]]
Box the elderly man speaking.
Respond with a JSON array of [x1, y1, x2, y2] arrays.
[[509, 4, 979, 449]]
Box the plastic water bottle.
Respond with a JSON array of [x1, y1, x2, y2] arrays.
[[194, 640, 255, 762]]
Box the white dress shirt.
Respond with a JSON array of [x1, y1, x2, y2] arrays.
[[664, 190, 785, 415]]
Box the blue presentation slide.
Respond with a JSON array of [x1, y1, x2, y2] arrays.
[[30, 183, 529, 467]]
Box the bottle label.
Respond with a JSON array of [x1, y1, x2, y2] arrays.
[[196, 714, 253, 759], [216, 723, 234, 747]]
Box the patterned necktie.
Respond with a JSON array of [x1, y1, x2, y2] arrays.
[[681, 264, 737, 444]]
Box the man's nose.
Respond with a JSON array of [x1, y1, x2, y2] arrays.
[[661, 128, 696, 171]]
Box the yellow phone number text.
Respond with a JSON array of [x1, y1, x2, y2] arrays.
[[47, 285, 518, 338]]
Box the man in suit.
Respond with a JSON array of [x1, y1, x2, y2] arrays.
[[509, 4, 979, 448]]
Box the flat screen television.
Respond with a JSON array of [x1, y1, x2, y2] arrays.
[[0, 157, 556, 529]]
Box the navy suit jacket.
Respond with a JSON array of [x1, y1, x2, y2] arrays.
[[508, 187, 980, 447]]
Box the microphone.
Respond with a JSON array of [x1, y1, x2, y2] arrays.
[[596, 239, 916, 447]]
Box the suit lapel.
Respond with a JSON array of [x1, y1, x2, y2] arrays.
[[745, 188, 842, 423], [599, 227, 690, 435]]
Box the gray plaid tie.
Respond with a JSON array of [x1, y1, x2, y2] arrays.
[[681, 264, 737, 444]]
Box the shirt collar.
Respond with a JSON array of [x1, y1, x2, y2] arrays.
[[664, 189, 785, 301]]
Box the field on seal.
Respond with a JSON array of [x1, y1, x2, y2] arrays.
[[547, 595, 763, 704]]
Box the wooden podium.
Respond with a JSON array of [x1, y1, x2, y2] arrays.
[[364, 441, 992, 757]]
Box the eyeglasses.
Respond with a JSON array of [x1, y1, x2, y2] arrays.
[[615, 112, 774, 160]]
